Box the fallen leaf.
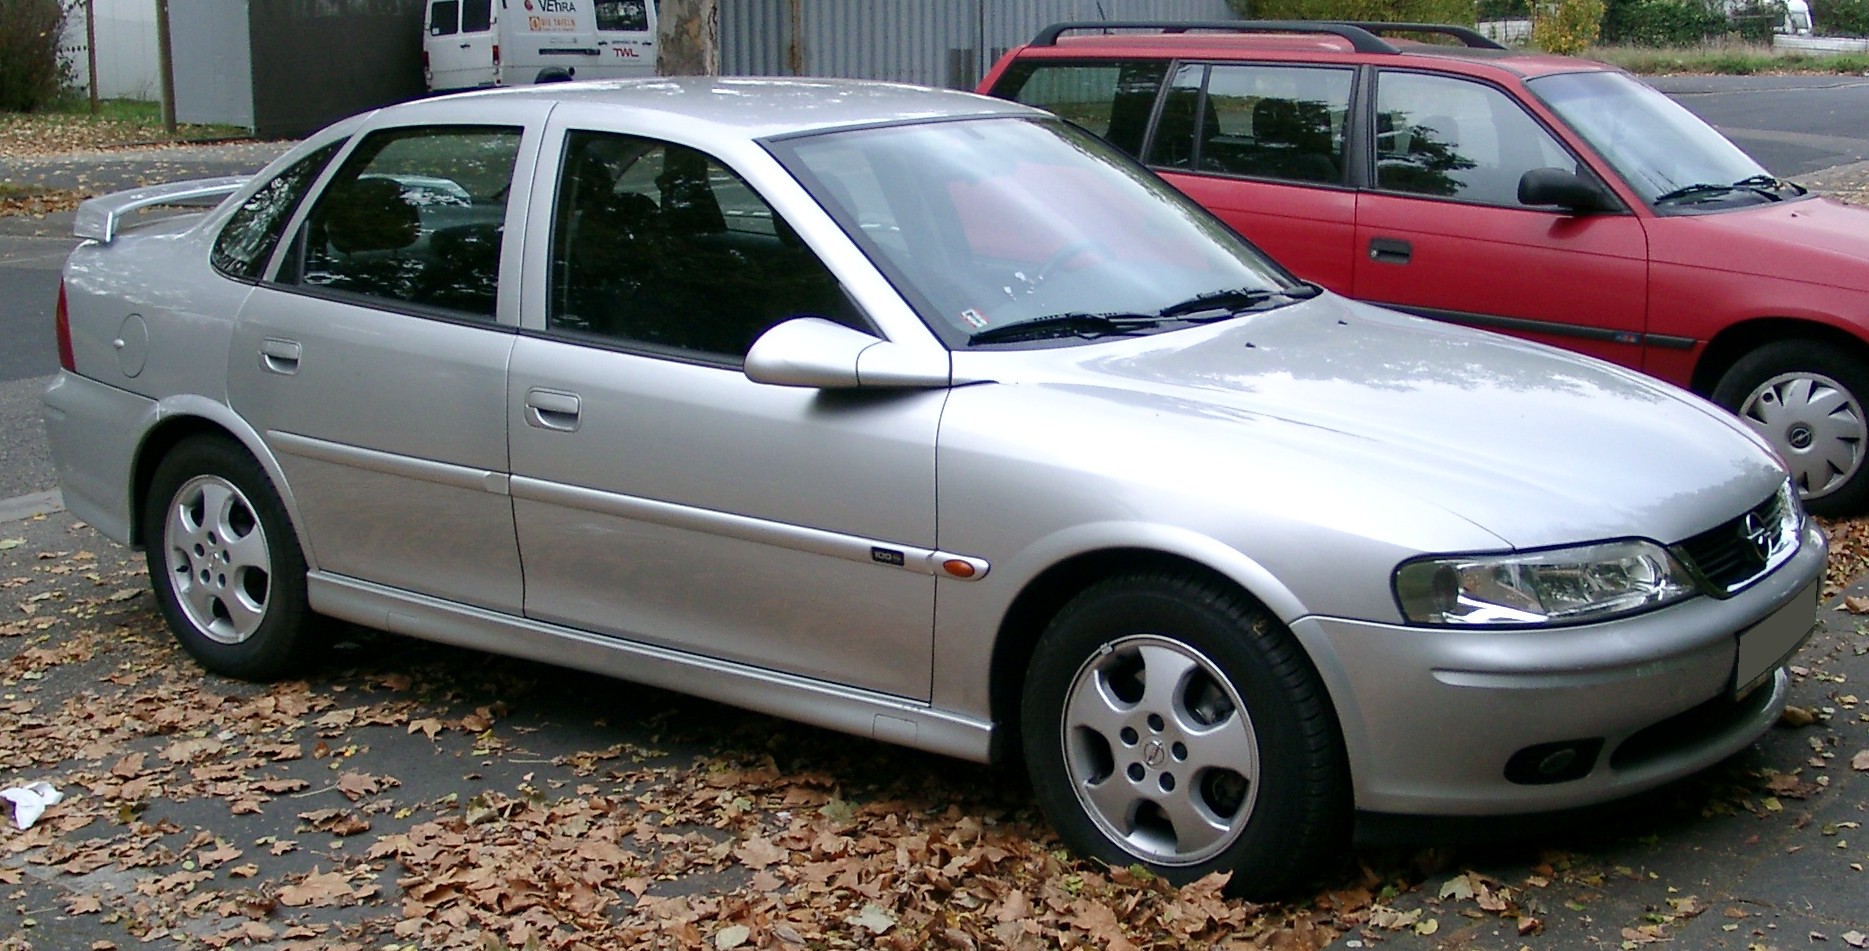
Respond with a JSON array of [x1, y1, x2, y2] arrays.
[[1853, 750, 1869, 771], [1781, 706, 1819, 727], [715, 924, 750, 949], [845, 903, 896, 935]]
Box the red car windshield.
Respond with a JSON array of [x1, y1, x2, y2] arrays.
[[1529, 71, 1782, 208]]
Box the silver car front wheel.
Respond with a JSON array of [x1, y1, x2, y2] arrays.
[[1021, 571, 1349, 899], [143, 436, 318, 680], [1061, 634, 1259, 866]]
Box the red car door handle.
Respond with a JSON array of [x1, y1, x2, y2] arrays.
[[1369, 237, 1412, 265]]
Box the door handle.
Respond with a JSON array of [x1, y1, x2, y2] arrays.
[[459, 42, 470, 48], [259, 338, 301, 375], [1368, 237, 1412, 265], [524, 388, 582, 432]]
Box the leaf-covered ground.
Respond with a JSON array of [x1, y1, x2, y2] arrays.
[[2, 507, 1866, 950]]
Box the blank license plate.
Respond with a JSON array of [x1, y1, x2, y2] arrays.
[[1735, 580, 1818, 699]]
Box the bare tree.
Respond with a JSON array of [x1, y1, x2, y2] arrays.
[[656, 0, 719, 76]]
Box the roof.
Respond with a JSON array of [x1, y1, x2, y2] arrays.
[[414, 77, 1040, 138], [1035, 28, 1617, 80]]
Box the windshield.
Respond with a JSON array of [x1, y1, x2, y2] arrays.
[[1528, 71, 1782, 209], [770, 117, 1303, 347]]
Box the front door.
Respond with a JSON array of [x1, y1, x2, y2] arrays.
[[226, 118, 534, 612], [1353, 70, 1649, 367], [506, 126, 943, 699]]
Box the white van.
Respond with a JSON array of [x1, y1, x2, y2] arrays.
[[424, 0, 656, 92]]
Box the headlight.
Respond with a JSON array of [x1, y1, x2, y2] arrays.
[[1394, 539, 1697, 627]]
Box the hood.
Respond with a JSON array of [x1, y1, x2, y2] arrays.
[[969, 294, 1787, 550], [1648, 196, 1869, 291]]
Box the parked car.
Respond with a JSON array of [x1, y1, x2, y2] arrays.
[[423, 0, 655, 92], [44, 78, 1823, 897], [982, 21, 1869, 514]]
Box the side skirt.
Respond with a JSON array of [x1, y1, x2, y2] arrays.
[[307, 572, 996, 763]]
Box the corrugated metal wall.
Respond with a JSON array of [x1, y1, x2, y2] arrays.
[[722, 0, 1239, 90]]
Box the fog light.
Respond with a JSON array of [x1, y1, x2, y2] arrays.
[[1504, 739, 1603, 785]]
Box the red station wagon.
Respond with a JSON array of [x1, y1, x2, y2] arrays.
[[982, 21, 1869, 514]]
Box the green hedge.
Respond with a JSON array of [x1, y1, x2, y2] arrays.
[[0, 0, 67, 112], [1229, 0, 1477, 24], [1813, 0, 1869, 35], [1601, 0, 1726, 44]]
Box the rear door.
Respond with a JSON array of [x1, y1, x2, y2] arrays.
[[226, 104, 539, 613], [1352, 69, 1650, 367], [590, 0, 656, 77], [1148, 61, 1359, 291], [425, 0, 495, 91]]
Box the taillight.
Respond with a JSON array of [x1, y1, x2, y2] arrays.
[[55, 279, 74, 372], [492, 43, 500, 65]]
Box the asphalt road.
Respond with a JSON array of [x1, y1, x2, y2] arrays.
[[1646, 74, 1869, 176]]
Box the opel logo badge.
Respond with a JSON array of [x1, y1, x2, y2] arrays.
[[1142, 740, 1167, 769], [1740, 512, 1772, 560]]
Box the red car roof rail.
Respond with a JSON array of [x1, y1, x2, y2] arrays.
[[1028, 20, 1506, 54]]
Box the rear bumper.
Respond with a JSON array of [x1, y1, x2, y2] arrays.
[[1294, 520, 1825, 816], [41, 370, 157, 545]]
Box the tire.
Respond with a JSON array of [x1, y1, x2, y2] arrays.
[[1711, 340, 1869, 516], [1020, 571, 1349, 899], [141, 436, 319, 681]]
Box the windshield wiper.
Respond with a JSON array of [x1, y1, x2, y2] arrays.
[[967, 311, 1167, 345], [1655, 175, 1797, 206], [1157, 284, 1320, 319]]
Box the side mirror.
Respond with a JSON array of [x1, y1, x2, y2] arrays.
[[744, 317, 950, 390], [1518, 167, 1617, 214]]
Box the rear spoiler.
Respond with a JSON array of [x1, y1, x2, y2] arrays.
[[73, 176, 250, 244]]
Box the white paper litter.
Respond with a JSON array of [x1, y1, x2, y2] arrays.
[[1, 781, 65, 830]]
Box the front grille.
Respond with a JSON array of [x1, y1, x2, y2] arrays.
[[1672, 488, 1795, 595]]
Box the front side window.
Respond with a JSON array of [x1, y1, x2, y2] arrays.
[[1195, 63, 1352, 184], [1373, 71, 1578, 207], [595, 0, 647, 32], [549, 131, 858, 358], [428, 0, 457, 35], [998, 61, 1169, 159], [212, 141, 342, 280], [290, 126, 521, 319], [776, 117, 1303, 348]]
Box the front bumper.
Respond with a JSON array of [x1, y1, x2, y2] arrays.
[[1293, 520, 1825, 816]]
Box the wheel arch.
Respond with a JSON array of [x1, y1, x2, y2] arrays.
[[984, 542, 1321, 765], [131, 397, 315, 568], [1690, 316, 1869, 396]]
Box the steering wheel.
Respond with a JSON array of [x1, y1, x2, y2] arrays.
[[1029, 238, 1111, 288]]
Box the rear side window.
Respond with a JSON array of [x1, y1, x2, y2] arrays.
[[595, 0, 648, 32], [995, 61, 1168, 159], [461, 0, 491, 32], [288, 126, 522, 319], [211, 141, 342, 280], [428, 0, 457, 35], [1374, 71, 1579, 207], [1194, 64, 1352, 184]]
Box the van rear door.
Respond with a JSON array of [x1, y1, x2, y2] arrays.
[[426, 0, 497, 91], [590, 0, 656, 77]]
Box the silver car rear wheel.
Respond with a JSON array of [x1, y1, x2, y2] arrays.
[[143, 436, 319, 681], [162, 474, 272, 645], [1061, 634, 1258, 866]]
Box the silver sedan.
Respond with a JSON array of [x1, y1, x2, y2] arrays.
[[43, 78, 1824, 897]]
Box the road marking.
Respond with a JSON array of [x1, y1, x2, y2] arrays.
[[0, 489, 64, 523]]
